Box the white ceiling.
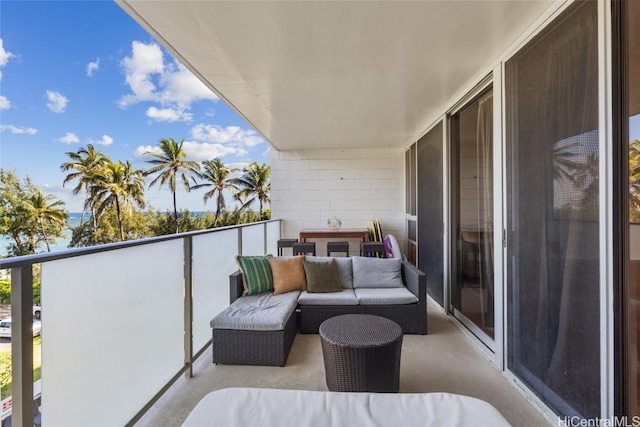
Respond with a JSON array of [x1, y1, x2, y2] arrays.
[[117, 0, 555, 151]]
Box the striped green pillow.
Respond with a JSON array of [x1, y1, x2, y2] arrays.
[[236, 255, 274, 295]]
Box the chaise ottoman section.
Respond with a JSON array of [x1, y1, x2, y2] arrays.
[[211, 291, 300, 366]]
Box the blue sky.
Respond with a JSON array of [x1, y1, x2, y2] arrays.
[[0, 1, 270, 213]]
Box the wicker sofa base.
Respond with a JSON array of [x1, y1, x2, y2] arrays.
[[212, 311, 297, 367], [300, 304, 424, 335]]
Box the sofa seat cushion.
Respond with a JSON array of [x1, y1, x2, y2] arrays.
[[297, 289, 359, 306], [210, 291, 300, 331], [354, 288, 418, 305]]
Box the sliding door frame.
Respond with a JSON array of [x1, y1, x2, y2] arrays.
[[446, 73, 503, 359]]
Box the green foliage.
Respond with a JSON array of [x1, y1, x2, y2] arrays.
[[146, 209, 212, 236], [0, 169, 68, 256], [630, 140, 640, 223], [69, 208, 149, 248], [0, 280, 41, 304]]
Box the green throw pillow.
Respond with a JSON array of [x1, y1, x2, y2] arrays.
[[304, 258, 341, 293], [236, 255, 274, 295]]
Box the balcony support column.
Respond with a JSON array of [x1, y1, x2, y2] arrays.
[[183, 236, 193, 379], [11, 265, 34, 427]]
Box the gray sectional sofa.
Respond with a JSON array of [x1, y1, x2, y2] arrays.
[[211, 256, 426, 366]]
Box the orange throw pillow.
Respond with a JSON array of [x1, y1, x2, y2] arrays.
[[269, 256, 307, 294]]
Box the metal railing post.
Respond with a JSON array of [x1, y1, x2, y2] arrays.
[[264, 223, 268, 255], [183, 236, 193, 379], [11, 265, 34, 427]]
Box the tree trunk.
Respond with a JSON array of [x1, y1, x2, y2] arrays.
[[173, 190, 179, 234], [215, 193, 223, 227], [115, 197, 125, 242], [39, 217, 51, 252]]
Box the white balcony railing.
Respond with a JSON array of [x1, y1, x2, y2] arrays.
[[0, 219, 281, 427]]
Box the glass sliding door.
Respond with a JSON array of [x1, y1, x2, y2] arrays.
[[505, 1, 599, 419], [418, 122, 444, 306], [450, 87, 495, 344]]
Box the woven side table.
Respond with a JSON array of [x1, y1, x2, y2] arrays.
[[319, 314, 403, 393]]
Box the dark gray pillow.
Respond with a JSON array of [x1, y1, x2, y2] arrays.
[[304, 258, 342, 293], [352, 257, 403, 288], [304, 256, 353, 288]]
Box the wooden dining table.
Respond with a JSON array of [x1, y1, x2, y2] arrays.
[[298, 228, 370, 243]]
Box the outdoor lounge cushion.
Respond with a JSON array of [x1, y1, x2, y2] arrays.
[[181, 388, 512, 427], [354, 288, 418, 305], [210, 291, 299, 331], [297, 289, 359, 306], [352, 256, 404, 288]]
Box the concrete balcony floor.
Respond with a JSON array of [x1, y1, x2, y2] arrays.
[[138, 301, 553, 426]]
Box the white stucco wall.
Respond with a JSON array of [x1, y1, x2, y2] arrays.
[[270, 148, 405, 255]]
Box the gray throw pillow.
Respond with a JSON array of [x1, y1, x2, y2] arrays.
[[352, 256, 404, 288], [304, 258, 342, 293]]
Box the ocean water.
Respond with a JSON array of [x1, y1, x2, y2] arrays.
[[0, 213, 82, 257]]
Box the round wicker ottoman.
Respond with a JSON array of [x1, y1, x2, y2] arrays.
[[319, 314, 403, 393]]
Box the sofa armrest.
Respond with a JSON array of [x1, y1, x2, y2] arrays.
[[229, 271, 244, 304], [401, 260, 427, 334], [401, 261, 425, 299]]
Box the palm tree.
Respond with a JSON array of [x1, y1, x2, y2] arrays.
[[143, 138, 201, 233], [191, 158, 239, 227], [23, 190, 68, 252], [60, 144, 108, 230], [232, 162, 271, 220], [90, 160, 146, 241]]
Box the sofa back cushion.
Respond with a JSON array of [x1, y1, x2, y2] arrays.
[[305, 256, 353, 289], [352, 257, 404, 288], [236, 255, 274, 295]]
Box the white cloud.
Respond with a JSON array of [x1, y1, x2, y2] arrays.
[[57, 132, 79, 144], [134, 140, 241, 162], [0, 125, 37, 135], [118, 41, 218, 109], [0, 39, 14, 80], [0, 96, 11, 110], [158, 63, 219, 105], [133, 145, 161, 159], [46, 90, 68, 113], [190, 124, 265, 147], [89, 134, 113, 146], [146, 106, 192, 122], [86, 57, 100, 77]]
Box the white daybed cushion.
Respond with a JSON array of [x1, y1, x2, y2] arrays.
[[209, 291, 299, 331], [181, 387, 512, 427], [354, 288, 418, 305], [297, 289, 358, 306]]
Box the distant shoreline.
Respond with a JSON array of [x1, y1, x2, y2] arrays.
[[0, 210, 214, 257]]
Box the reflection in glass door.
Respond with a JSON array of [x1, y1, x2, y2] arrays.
[[450, 87, 494, 344], [624, 0, 640, 416]]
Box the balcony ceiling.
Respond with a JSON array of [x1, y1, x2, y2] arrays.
[[117, 0, 554, 151]]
